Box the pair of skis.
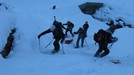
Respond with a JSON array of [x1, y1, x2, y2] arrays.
[[39, 39, 65, 54], [93, 56, 121, 64]]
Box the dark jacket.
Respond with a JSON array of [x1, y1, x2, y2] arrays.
[[38, 21, 65, 40], [74, 27, 87, 38], [63, 21, 74, 30], [106, 25, 122, 34]]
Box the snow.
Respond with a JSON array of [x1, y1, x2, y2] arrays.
[[0, 0, 134, 75]]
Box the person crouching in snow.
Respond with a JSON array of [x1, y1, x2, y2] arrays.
[[94, 20, 123, 58]]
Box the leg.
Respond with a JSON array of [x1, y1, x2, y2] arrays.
[[65, 29, 69, 37], [60, 33, 65, 43], [81, 37, 85, 47], [69, 29, 74, 37], [100, 43, 110, 57], [100, 48, 110, 57], [75, 34, 81, 48], [94, 45, 103, 57], [53, 39, 60, 53]]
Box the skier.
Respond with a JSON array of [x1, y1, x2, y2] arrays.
[[94, 21, 122, 58], [74, 21, 89, 48], [63, 21, 74, 37], [38, 17, 65, 53]]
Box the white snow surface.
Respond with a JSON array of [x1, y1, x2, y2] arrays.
[[0, 0, 134, 75]]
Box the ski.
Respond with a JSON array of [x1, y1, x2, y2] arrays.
[[40, 49, 62, 54], [93, 56, 121, 64], [40, 50, 52, 54], [109, 59, 121, 64]]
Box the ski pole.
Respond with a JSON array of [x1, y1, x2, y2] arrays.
[[54, 16, 56, 21], [61, 43, 65, 54], [39, 38, 41, 49], [85, 39, 90, 49], [45, 39, 53, 48], [108, 42, 114, 50]]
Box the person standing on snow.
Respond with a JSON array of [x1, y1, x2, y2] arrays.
[[38, 16, 66, 53], [74, 21, 89, 48]]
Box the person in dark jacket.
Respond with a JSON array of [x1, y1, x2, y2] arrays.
[[63, 21, 74, 37], [74, 21, 89, 48], [0, 28, 16, 58], [38, 20, 65, 53], [94, 22, 122, 58]]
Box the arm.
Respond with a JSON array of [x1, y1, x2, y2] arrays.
[[106, 20, 114, 26], [61, 25, 66, 30], [63, 23, 67, 25], [38, 29, 52, 38], [115, 24, 123, 29], [74, 27, 81, 34]]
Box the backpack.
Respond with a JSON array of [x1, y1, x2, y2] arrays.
[[67, 22, 74, 29], [53, 21, 64, 39], [78, 28, 84, 34], [94, 29, 112, 43], [54, 22, 63, 33], [77, 27, 87, 38]]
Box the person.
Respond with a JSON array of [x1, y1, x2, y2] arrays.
[[63, 21, 74, 37], [94, 22, 122, 58], [38, 20, 65, 53], [116, 18, 132, 28], [74, 21, 89, 48], [0, 28, 16, 58], [52, 5, 56, 10]]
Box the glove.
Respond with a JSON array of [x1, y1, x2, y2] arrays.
[[112, 37, 118, 42], [60, 40, 64, 43], [38, 34, 41, 39], [73, 32, 77, 34]]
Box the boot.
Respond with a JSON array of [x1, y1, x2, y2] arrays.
[[75, 45, 79, 48], [52, 50, 58, 54], [81, 44, 84, 47], [100, 50, 109, 57]]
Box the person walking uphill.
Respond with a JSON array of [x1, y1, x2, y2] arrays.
[[94, 22, 123, 58], [63, 21, 74, 37], [74, 21, 89, 48], [38, 17, 65, 53]]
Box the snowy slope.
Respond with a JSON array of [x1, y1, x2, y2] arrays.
[[0, 0, 134, 75]]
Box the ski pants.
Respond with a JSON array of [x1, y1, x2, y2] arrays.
[[76, 34, 85, 47], [65, 28, 73, 37], [53, 38, 61, 52], [94, 43, 110, 57]]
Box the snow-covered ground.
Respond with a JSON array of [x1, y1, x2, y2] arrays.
[[0, 0, 134, 75]]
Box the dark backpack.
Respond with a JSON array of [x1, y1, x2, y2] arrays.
[[53, 21, 64, 38], [94, 29, 112, 43], [54, 22, 63, 33]]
